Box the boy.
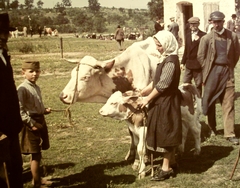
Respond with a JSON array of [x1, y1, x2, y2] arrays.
[[17, 61, 51, 188]]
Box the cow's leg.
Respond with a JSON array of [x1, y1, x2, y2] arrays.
[[137, 127, 147, 179], [178, 119, 188, 154], [131, 133, 140, 171], [125, 127, 137, 162], [190, 119, 201, 155]]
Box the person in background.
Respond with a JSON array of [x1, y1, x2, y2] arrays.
[[154, 17, 164, 33], [227, 14, 237, 32], [37, 26, 42, 37], [114, 25, 124, 51], [168, 17, 179, 41], [197, 11, 240, 144], [205, 18, 214, 33], [181, 17, 206, 96], [138, 30, 182, 181], [17, 61, 52, 188], [0, 12, 23, 188]]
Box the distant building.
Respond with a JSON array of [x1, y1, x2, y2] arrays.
[[163, 0, 235, 46]]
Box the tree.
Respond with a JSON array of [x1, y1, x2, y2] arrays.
[[147, 0, 163, 20], [9, 0, 19, 9], [37, 0, 43, 9], [24, 0, 34, 9], [62, 0, 71, 7], [88, 0, 100, 12], [54, 2, 65, 14]]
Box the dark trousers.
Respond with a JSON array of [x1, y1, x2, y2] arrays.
[[182, 67, 202, 96], [7, 136, 23, 188]]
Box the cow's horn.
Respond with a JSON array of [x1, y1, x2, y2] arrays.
[[63, 58, 80, 64]]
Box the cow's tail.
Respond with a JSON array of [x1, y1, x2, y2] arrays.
[[180, 83, 202, 117]]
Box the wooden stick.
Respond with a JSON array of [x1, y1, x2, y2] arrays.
[[230, 146, 240, 180]]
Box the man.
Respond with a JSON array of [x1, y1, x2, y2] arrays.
[[168, 17, 179, 40], [227, 14, 237, 32], [0, 12, 23, 187], [154, 17, 163, 33], [181, 17, 206, 96], [197, 11, 240, 145]]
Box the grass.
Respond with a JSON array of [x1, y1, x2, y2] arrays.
[[8, 35, 240, 187]]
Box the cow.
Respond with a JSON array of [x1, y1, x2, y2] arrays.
[[59, 36, 197, 165], [60, 36, 160, 104], [43, 27, 52, 36], [99, 83, 202, 179]]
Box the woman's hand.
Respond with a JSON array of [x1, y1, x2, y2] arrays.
[[138, 97, 149, 109]]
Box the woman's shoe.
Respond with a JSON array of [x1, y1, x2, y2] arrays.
[[151, 168, 174, 181]]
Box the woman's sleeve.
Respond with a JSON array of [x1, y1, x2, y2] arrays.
[[155, 61, 175, 93]]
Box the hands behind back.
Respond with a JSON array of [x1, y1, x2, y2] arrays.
[[32, 122, 43, 131]]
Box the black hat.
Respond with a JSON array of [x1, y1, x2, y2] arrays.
[[0, 12, 16, 32], [210, 11, 225, 21], [232, 14, 237, 18]]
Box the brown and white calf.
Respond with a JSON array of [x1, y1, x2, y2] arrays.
[[99, 83, 202, 178]]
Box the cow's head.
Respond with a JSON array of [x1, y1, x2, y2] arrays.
[[99, 90, 143, 121], [60, 56, 116, 104]]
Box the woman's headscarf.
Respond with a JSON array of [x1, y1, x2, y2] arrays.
[[153, 30, 178, 57]]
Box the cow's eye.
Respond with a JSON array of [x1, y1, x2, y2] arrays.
[[111, 102, 117, 105], [94, 65, 102, 69]]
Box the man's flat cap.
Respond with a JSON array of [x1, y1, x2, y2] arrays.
[[210, 11, 225, 21], [188, 17, 200, 23]]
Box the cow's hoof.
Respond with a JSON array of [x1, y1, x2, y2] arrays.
[[125, 150, 135, 162], [132, 160, 140, 171], [138, 172, 146, 179]]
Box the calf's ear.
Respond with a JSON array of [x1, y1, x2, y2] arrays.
[[103, 60, 115, 73]]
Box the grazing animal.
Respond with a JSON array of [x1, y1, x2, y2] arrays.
[[59, 37, 160, 162], [99, 83, 202, 178], [59, 36, 160, 104], [59, 37, 201, 165]]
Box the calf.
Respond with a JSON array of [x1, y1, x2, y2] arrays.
[[99, 90, 147, 178], [99, 83, 202, 178]]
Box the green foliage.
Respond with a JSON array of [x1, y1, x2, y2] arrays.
[[147, 0, 164, 20], [18, 41, 34, 53], [88, 0, 100, 12], [8, 5, 157, 36]]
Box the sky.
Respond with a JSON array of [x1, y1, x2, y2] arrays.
[[17, 0, 149, 9]]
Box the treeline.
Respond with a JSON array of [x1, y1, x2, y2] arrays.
[[8, 7, 153, 35], [5, 0, 164, 36]]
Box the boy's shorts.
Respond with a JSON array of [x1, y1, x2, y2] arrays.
[[20, 115, 49, 154]]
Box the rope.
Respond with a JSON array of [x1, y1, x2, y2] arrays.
[[51, 62, 81, 126]]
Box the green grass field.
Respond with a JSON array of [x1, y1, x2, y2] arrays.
[[8, 35, 240, 188]]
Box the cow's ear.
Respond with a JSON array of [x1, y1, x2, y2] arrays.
[[104, 60, 115, 73], [123, 96, 138, 104]]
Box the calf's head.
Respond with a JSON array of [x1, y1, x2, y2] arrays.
[[99, 90, 143, 121]]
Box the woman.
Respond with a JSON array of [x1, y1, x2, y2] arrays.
[[138, 30, 182, 181]]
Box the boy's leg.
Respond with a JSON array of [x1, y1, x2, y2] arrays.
[[31, 153, 41, 188]]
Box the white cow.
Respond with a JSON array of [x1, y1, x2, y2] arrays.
[[60, 36, 160, 104], [99, 83, 202, 179], [59, 36, 199, 164]]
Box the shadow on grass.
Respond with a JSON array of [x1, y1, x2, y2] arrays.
[[178, 145, 234, 174], [48, 160, 135, 188], [23, 162, 76, 183]]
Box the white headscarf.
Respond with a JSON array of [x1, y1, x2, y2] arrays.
[[153, 30, 178, 57]]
